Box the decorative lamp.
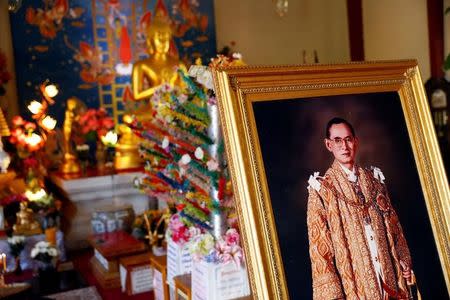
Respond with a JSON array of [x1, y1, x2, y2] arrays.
[[27, 101, 43, 115], [0, 108, 10, 137], [44, 84, 58, 98], [41, 115, 57, 131]]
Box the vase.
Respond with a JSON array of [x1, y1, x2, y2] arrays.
[[14, 257, 22, 275], [95, 142, 106, 173], [37, 263, 58, 294]]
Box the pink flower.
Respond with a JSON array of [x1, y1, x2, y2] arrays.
[[225, 228, 240, 246], [169, 214, 184, 231], [215, 239, 232, 263], [230, 245, 243, 267], [171, 226, 189, 243]]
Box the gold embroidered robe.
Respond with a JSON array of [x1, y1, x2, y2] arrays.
[[307, 161, 412, 300]]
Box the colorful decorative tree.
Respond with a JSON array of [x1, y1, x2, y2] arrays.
[[132, 54, 245, 259]]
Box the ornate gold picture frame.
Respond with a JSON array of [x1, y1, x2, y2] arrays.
[[212, 61, 450, 299]]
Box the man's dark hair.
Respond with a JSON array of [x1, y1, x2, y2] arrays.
[[325, 117, 356, 138]]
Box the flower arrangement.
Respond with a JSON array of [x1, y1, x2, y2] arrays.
[[30, 241, 58, 265], [7, 236, 25, 258], [77, 108, 114, 143], [189, 228, 244, 266], [166, 214, 197, 246]]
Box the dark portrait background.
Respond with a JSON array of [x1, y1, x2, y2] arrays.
[[253, 92, 447, 299]]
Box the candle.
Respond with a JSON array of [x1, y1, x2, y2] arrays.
[[1, 254, 5, 271]]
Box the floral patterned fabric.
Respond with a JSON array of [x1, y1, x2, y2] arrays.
[[307, 160, 412, 300]]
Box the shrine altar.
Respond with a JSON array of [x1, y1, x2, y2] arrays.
[[50, 171, 150, 250]]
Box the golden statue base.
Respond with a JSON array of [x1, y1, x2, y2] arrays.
[[114, 144, 142, 170], [13, 227, 42, 236], [60, 157, 81, 174]]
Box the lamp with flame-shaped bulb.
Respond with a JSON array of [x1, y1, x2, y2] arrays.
[[27, 101, 43, 115], [44, 84, 58, 98], [40, 116, 57, 131], [21, 80, 58, 203]]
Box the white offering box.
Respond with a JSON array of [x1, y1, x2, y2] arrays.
[[119, 252, 154, 295], [166, 237, 193, 287], [191, 260, 251, 300]]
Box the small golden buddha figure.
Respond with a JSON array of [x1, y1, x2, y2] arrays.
[[114, 119, 142, 170], [13, 201, 41, 235], [60, 97, 86, 174], [131, 12, 186, 102]]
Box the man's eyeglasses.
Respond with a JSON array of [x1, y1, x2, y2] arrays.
[[328, 136, 355, 147]]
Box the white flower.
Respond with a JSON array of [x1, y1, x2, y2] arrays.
[[189, 226, 202, 238], [372, 167, 385, 184], [188, 65, 214, 90], [31, 241, 58, 260], [307, 172, 322, 192], [31, 248, 39, 258], [48, 248, 58, 257], [232, 52, 242, 60], [197, 69, 214, 90], [188, 65, 204, 77], [162, 136, 169, 149], [194, 147, 204, 160], [35, 241, 50, 250], [8, 236, 25, 245], [207, 159, 219, 171], [180, 154, 191, 165]]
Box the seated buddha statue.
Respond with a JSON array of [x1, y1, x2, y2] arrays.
[[131, 12, 186, 103], [13, 201, 41, 235]]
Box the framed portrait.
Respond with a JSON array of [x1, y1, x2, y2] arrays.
[[212, 61, 450, 299]]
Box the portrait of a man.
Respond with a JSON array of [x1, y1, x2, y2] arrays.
[[306, 117, 416, 299], [252, 92, 447, 299]]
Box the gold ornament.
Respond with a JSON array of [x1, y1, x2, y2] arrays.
[[13, 201, 41, 235], [60, 97, 86, 174], [114, 123, 142, 170], [0, 109, 10, 137]]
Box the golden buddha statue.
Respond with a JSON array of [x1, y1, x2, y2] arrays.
[[131, 12, 186, 102], [13, 201, 41, 235], [60, 97, 86, 174], [116, 6, 185, 169]]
